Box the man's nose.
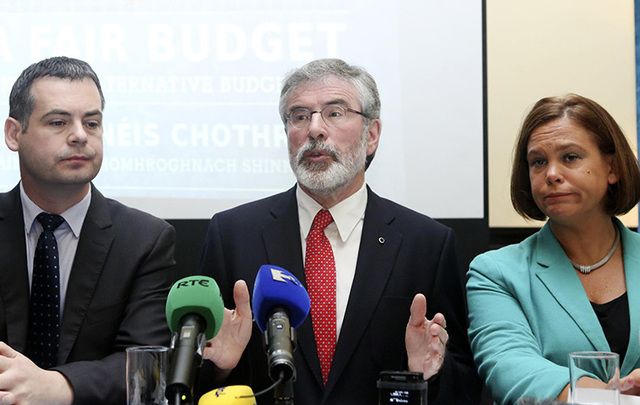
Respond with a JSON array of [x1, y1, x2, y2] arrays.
[[307, 111, 328, 140]]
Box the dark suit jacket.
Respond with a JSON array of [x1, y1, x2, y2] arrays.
[[0, 184, 175, 404], [197, 186, 480, 405]]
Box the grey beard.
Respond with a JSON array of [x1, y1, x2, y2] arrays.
[[289, 137, 367, 195]]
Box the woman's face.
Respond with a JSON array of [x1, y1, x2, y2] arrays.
[[527, 116, 618, 225]]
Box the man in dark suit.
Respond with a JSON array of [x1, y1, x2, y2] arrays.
[[198, 59, 480, 404], [0, 56, 177, 404]]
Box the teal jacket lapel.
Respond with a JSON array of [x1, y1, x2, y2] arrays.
[[619, 220, 640, 375], [534, 223, 610, 352]]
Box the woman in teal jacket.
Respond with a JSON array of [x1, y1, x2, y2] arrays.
[[467, 94, 640, 404]]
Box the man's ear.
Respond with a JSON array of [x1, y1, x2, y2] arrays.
[[4, 117, 22, 152], [366, 118, 381, 157]]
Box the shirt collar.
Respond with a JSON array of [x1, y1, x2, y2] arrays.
[[297, 182, 368, 243], [20, 182, 92, 238]]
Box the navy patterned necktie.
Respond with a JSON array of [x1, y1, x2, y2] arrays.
[[27, 212, 65, 369]]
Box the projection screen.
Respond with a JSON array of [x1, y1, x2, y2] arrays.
[[0, 0, 484, 220]]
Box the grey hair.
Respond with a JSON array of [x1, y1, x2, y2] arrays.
[[9, 56, 105, 131], [279, 58, 381, 169], [278, 58, 381, 124]]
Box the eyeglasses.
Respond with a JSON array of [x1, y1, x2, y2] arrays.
[[286, 105, 369, 129]]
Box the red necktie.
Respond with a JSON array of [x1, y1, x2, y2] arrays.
[[305, 209, 336, 384]]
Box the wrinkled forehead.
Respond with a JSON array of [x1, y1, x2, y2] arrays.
[[286, 76, 360, 110], [527, 116, 598, 153]]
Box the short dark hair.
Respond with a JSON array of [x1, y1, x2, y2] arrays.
[[511, 93, 640, 220], [9, 56, 105, 131]]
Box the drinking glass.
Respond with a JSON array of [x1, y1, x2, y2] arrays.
[[126, 345, 169, 405], [569, 351, 620, 405]]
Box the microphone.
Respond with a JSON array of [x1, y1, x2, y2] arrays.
[[252, 265, 310, 383], [165, 276, 225, 404], [198, 386, 256, 405]]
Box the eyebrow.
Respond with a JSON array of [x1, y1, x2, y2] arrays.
[[40, 109, 103, 120], [288, 98, 351, 111], [324, 98, 349, 106], [527, 141, 585, 156]]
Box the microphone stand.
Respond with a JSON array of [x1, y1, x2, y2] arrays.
[[273, 371, 294, 405], [168, 385, 194, 405], [265, 310, 297, 405], [170, 392, 190, 405], [166, 315, 205, 405]]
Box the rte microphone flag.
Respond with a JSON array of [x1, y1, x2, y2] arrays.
[[165, 276, 225, 404], [165, 276, 225, 339]]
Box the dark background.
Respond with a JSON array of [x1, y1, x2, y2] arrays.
[[167, 218, 494, 282]]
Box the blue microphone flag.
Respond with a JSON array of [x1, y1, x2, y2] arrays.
[[252, 264, 310, 332]]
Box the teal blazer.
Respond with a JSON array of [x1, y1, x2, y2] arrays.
[[467, 218, 640, 405]]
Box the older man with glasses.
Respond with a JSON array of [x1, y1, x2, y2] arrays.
[[197, 58, 480, 405]]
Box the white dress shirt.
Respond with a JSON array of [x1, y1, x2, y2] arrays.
[[297, 183, 367, 338], [21, 183, 91, 316]]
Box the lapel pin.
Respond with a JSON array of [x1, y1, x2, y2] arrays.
[[378, 237, 385, 244]]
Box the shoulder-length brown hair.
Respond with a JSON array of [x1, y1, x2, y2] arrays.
[[511, 93, 640, 220]]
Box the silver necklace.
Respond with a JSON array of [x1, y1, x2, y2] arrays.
[[569, 227, 619, 274]]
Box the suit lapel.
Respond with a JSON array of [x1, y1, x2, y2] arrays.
[[58, 186, 114, 363], [325, 189, 402, 392], [262, 187, 404, 391], [260, 187, 323, 384], [534, 223, 609, 351], [620, 221, 640, 375], [0, 186, 31, 351], [262, 187, 305, 280]]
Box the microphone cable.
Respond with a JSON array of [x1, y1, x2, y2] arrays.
[[237, 373, 285, 399]]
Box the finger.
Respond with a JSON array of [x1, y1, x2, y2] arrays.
[[0, 354, 11, 373], [438, 327, 449, 345], [621, 374, 640, 389], [409, 294, 427, 327], [429, 322, 448, 344], [233, 280, 252, 319], [0, 343, 17, 359], [0, 392, 14, 405], [430, 313, 446, 329], [429, 340, 447, 359], [621, 371, 640, 394], [620, 378, 639, 393]]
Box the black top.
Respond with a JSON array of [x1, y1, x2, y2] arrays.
[[591, 292, 629, 364]]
